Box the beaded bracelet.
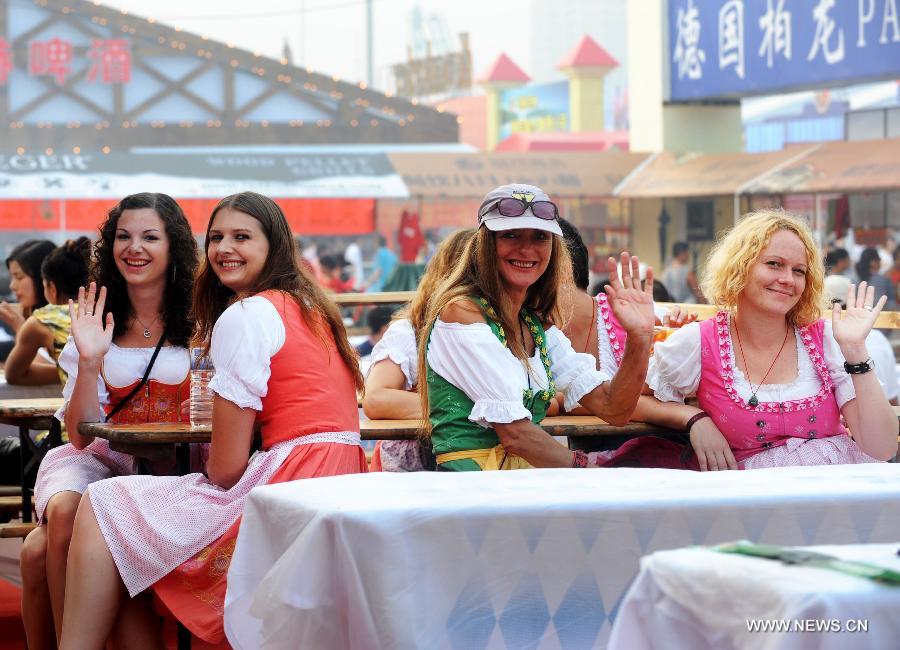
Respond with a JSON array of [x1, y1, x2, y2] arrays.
[[685, 411, 711, 432]]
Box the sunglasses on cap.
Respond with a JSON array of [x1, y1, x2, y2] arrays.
[[478, 197, 560, 222]]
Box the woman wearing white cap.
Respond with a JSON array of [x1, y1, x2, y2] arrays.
[[418, 184, 656, 471]]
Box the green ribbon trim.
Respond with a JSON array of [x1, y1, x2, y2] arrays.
[[714, 541, 900, 586]]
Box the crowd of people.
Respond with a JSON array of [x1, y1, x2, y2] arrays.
[[0, 183, 896, 648]]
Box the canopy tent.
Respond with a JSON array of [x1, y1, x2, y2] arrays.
[[388, 151, 650, 198]]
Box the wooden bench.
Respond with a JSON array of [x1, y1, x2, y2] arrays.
[[0, 521, 37, 538]]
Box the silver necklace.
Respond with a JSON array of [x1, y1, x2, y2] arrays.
[[134, 314, 161, 339]]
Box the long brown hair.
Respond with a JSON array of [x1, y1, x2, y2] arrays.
[[192, 192, 363, 390], [397, 227, 476, 337], [416, 226, 572, 431]]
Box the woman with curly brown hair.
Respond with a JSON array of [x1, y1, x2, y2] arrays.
[[21, 193, 198, 650], [59, 192, 367, 647]]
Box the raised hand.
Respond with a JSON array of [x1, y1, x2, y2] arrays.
[[604, 252, 655, 337], [0, 301, 25, 332], [831, 281, 885, 350], [663, 305, 699, 328], [68, 282, 114, 364]]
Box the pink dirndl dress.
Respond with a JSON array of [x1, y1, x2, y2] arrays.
[[699, 312, 879, 469], [33, 344, 190, 521]]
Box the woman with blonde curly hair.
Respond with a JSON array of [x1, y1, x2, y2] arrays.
[[646, 209, 897, 470]]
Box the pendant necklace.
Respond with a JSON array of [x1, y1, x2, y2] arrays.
[[732, 317, 790, 408], [134, 314, 161, 339]]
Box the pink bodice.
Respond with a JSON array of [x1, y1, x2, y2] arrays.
[[597, 293, 628, 367], [698, 312, 847, 462]]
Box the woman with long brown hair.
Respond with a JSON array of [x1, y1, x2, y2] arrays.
[[363, 227, 475, 471], [418, 184, 656, 471], [58, 192, 367, 648]]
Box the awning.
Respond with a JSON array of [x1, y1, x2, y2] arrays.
[[0, 151, 408, 199], [743, 138, 900, 195], [615, 146, 815, 198], [388, 151, 650, 198], [494, 131, 630, 152]]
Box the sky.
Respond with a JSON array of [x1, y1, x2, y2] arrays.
[[101, 0, 535, 91]]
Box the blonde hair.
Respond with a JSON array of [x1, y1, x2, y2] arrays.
[[398, 228, 476, 337], [701, 209, 825, 326], [416, 227, 572, 434]]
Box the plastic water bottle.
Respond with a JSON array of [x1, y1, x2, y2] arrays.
[[190, 348, 215, 430]]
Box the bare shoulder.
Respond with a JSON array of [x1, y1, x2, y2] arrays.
[[17, 315, 51, 346], [440, 298, 485, 326]]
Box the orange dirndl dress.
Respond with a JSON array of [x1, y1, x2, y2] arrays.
[[151, 292, 367, 644]]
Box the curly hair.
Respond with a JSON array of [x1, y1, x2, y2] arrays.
[[192, 191, 363, 391], [92, 193, 198, 348], [700, 209, 824, 327]]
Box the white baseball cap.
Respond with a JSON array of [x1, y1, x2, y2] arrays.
[[477, 184, 563, 236]]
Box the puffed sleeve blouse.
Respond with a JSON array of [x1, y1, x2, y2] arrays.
[[207, 296, 286, 411], [366, 318, 417, 390], [427, 319, 610, 427]]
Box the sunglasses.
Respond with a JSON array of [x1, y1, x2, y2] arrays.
[[478, 197, 559, 222]]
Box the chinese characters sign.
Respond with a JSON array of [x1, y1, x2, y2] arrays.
[[0, 38, 131, 85], [669, 0, 900, 101]]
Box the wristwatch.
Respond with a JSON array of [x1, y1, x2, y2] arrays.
[[843, 358, 874, 375]]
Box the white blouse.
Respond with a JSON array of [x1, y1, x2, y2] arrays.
[[207, 296, 285, 411], [647, 318, 856, 407], [56, 339, 190, 421], [427, 320, 610, 427], [367, 318, 417, 390]]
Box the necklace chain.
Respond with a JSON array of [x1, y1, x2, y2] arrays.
[[133, 313, 161, 339], [732, 316, 790, 408]]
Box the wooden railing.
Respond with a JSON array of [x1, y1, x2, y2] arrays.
[[332, 292, 900, 329]]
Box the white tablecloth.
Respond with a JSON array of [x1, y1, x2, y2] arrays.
[[608, 543, 900, 650], [224, 464, 900, 649]]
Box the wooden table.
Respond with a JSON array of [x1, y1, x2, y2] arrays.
[[80, 416, 681, 449], [0, 398, 64, 522]]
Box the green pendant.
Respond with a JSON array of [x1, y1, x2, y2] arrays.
[[748, 394, 759, 408]]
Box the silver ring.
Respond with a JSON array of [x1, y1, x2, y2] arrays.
[[84, 311, 92, 316], [863, 305, 873, 311]]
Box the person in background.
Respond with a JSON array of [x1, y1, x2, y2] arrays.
[[824, 248, 854, 280], [5, 238, 91, 385], [824, 274, 899, 405], [363, 228, 476, 472], [661, 241, 703, 303], [21, 193, 197, 650], [365, 233, 398, 292], [320, 254, 355, 293], [343, 240, 365, 290], [646, 210, 897, 471], [855, 247, 896, 312], [355, 305, 393, 358], [397, 209, 425, 263], [58, 192, 367, 647], [1, 239, 57, 335]]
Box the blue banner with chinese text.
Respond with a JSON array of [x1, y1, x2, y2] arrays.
[[668, 0, 900, 101]]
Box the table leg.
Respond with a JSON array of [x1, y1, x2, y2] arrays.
[[175, 443, 191, 476], [176, 621, 192, 650], [18, 425, 31, 524]]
